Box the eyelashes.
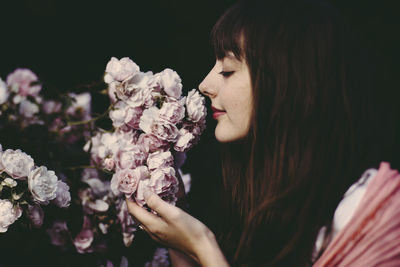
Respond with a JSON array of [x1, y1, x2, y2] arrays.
[[219, 71, 234, 78]]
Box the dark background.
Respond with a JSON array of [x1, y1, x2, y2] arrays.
[[0, 0, 399, 266]]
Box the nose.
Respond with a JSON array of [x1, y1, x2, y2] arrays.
[[199, 64, 218, 98]]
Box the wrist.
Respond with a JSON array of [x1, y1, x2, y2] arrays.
[[193, 229, 229, 267]]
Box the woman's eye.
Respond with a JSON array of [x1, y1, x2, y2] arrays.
[[219, 71, 234, 77]]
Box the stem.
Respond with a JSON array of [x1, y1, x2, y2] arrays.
[[67, 102, 115, 126]]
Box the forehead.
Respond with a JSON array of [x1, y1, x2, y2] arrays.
[[219, 52, 246, 67]]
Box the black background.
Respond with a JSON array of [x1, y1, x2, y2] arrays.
[[0, 0, 399, 266]]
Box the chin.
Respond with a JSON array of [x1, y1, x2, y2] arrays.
[[215, 129, 244, 143]]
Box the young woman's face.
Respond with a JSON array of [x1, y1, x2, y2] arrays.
[[199, 53, 253, 142]]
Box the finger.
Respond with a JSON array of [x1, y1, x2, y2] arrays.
[[125, 198, 162, 227], [144, 190, 180, 220]]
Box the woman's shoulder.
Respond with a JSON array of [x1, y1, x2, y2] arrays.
[[313, 162, 400, 266]]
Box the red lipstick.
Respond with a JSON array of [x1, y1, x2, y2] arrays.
[[211, 106, 226, 120]]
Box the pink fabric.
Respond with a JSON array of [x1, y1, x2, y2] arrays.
[[314, 162, 400, 267]]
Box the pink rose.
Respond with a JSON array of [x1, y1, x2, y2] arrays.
[[110, 101, 144, 129], [174, 128, 195, 152], [159, 99, 185, 124], [135, 179, 150, 207], [103, 157, 115, 171], [149, 167, 178, 194], [147, 151, 174, 171], [150, 120, 179, 142], [135, 168, 178, 207], [6, 68, 41, 97], [111, 166, 149, 197], [109, 101, 129, 128], [139, 108, 179, 142], [116, 145, 147, 170], [156, 68, 182, 99], [185, 89, 207, 123], [137, 133, 168, 153], [125, 85, 154, 108], [105, 57, 140, 82]]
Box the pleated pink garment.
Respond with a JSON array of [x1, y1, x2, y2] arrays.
[[313, 162, 400, 267]]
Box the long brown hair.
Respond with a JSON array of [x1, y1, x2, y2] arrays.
[[210, 0, 383, 265]]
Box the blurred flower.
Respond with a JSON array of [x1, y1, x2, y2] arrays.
[[6, 68, 41, 98], [0, 77, 9, 104], [74, 216, 94, 253], [27, 205, 44, 228], [46, 220, 70, 247], [53, 180, 71, 208], [19, 99, 39, 118]]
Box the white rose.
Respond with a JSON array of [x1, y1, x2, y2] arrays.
[[28, 166, 58, 204], [186, 89, 207, 123], [2, 149, 35, 179], [19, 99, 39, 118], [53, 180, 71, 208], [0, 78, 9, 105], [106, 57, 140, 82], [0, 200, 22, 232]]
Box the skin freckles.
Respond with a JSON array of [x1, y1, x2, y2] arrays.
[[199, 53, 253, 143]]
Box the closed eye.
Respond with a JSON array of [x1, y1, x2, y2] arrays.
[[219, 71, 234, 78]]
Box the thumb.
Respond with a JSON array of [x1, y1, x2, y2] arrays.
[[144, 190, 178, 220]]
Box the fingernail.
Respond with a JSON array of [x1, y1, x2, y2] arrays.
[[144, 189, 152, 200]]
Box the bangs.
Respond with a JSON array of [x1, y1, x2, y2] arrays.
[[210, 2, 248, 60]]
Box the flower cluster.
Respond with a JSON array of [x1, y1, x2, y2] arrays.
[[0, 144, 71, 232], [0, 68, 92, 143], [86, 57, 206, 207], [0, 61, 203, 266]]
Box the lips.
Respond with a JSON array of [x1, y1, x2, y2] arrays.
[[211, 106, 226, 120]]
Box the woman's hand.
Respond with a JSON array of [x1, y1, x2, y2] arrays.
[[126, 191, 229, 266]]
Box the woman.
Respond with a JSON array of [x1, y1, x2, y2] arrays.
[[127, 0, 399, 266]]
